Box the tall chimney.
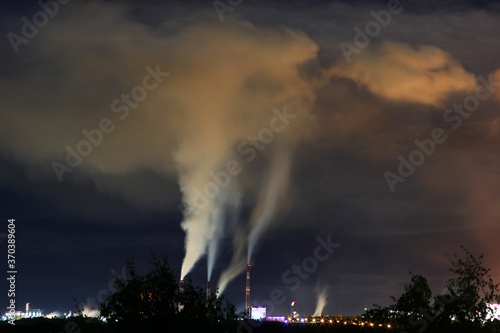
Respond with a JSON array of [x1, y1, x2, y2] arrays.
[[206, 281, 211, 303], [179, 280, 184, 293], [178, 280, 185, 312], [245, 264, 251, 318]]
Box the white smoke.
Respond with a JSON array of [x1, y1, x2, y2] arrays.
[[78, 299, 100, 317], [206, 190, 242, 281], [217, 147, 291, 294], [82, 306, 100, 318], [247, 148, 291, 263], [0, 1, 319, 284], [176, 128, 237, 280], [313, 285, 329, 316], [216, 227, 247, 295], [178, 184, 238, 280], [46, 311, 62, 318], [172, 20, 317, 281]]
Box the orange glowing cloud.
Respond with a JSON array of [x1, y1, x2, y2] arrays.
[[329, 42, 476, 106]]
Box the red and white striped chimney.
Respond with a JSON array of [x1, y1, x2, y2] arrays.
[[179, 280, 184, 293], [245, 264, 251, 318], [206, 281, 211, 303]]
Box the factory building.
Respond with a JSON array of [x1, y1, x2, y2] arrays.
[[250, 307, 266, 320], [24, 303, 42, 318]]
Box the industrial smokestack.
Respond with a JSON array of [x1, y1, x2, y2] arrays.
[[206, 281, 211, 303], [179, 280, 184, 293], [245, 264, 251, 318], [178, 280, 185, 312]]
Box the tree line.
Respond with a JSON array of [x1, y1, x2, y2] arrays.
[[97, 254, 239, 333], [363, 246, 500, 332]]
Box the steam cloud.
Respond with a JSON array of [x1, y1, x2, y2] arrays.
[[0, 1, 317, 283], [46, 311, 62, 318], [82, 304, 100, 318], [167, 18, 317, 280], [247, 148, 291, 263], [216, 227, 247, 295], [217, 147, 291, 294], [313, 286, 329, 316]]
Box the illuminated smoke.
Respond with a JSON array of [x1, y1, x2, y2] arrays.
[[179, 184, 239, 280], [218, 148, 291, 294], [313, 286, 328, 316], [0, 2, 319, 283], [82, 306, 100, 318], [206, 192, 241, 281], [169, 18, 316, 280], [176, 120, 245, 280], [217, 227, 247, 295], [247, 148, 291, 263], [175, 107, 237, 280], [46, 311, 62, 318], [207, 217, 223, 282]]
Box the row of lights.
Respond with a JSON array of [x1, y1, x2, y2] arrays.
[[285, 317, 391, 328]]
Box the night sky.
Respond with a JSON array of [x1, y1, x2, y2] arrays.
[[1, 0, 500, 318]]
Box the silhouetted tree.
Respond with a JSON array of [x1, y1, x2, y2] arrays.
[[362, 304, 393, 326], [99, 254, 237, 333], [364, 247, 500, 332], [394, 273, 432, 328], [363, 272, 433, 331], [435, 246, 500, 328]]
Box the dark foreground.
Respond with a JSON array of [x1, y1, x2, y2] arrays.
[[1, 318, 499, 333]]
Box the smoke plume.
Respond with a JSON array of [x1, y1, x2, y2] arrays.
[[217, 147, 291, 294], [313, 286, 329, 316], [247, 148, 291, 263], [167, 19, 317, 280], [216, 227, 247, 295], [46, 311, 62, 318], [0, 1, 319, 285], [206, 191, 241, 281]]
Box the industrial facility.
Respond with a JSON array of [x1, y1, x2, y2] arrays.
[[2, 303, 43, 321], [24, 303, 42, 318]]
